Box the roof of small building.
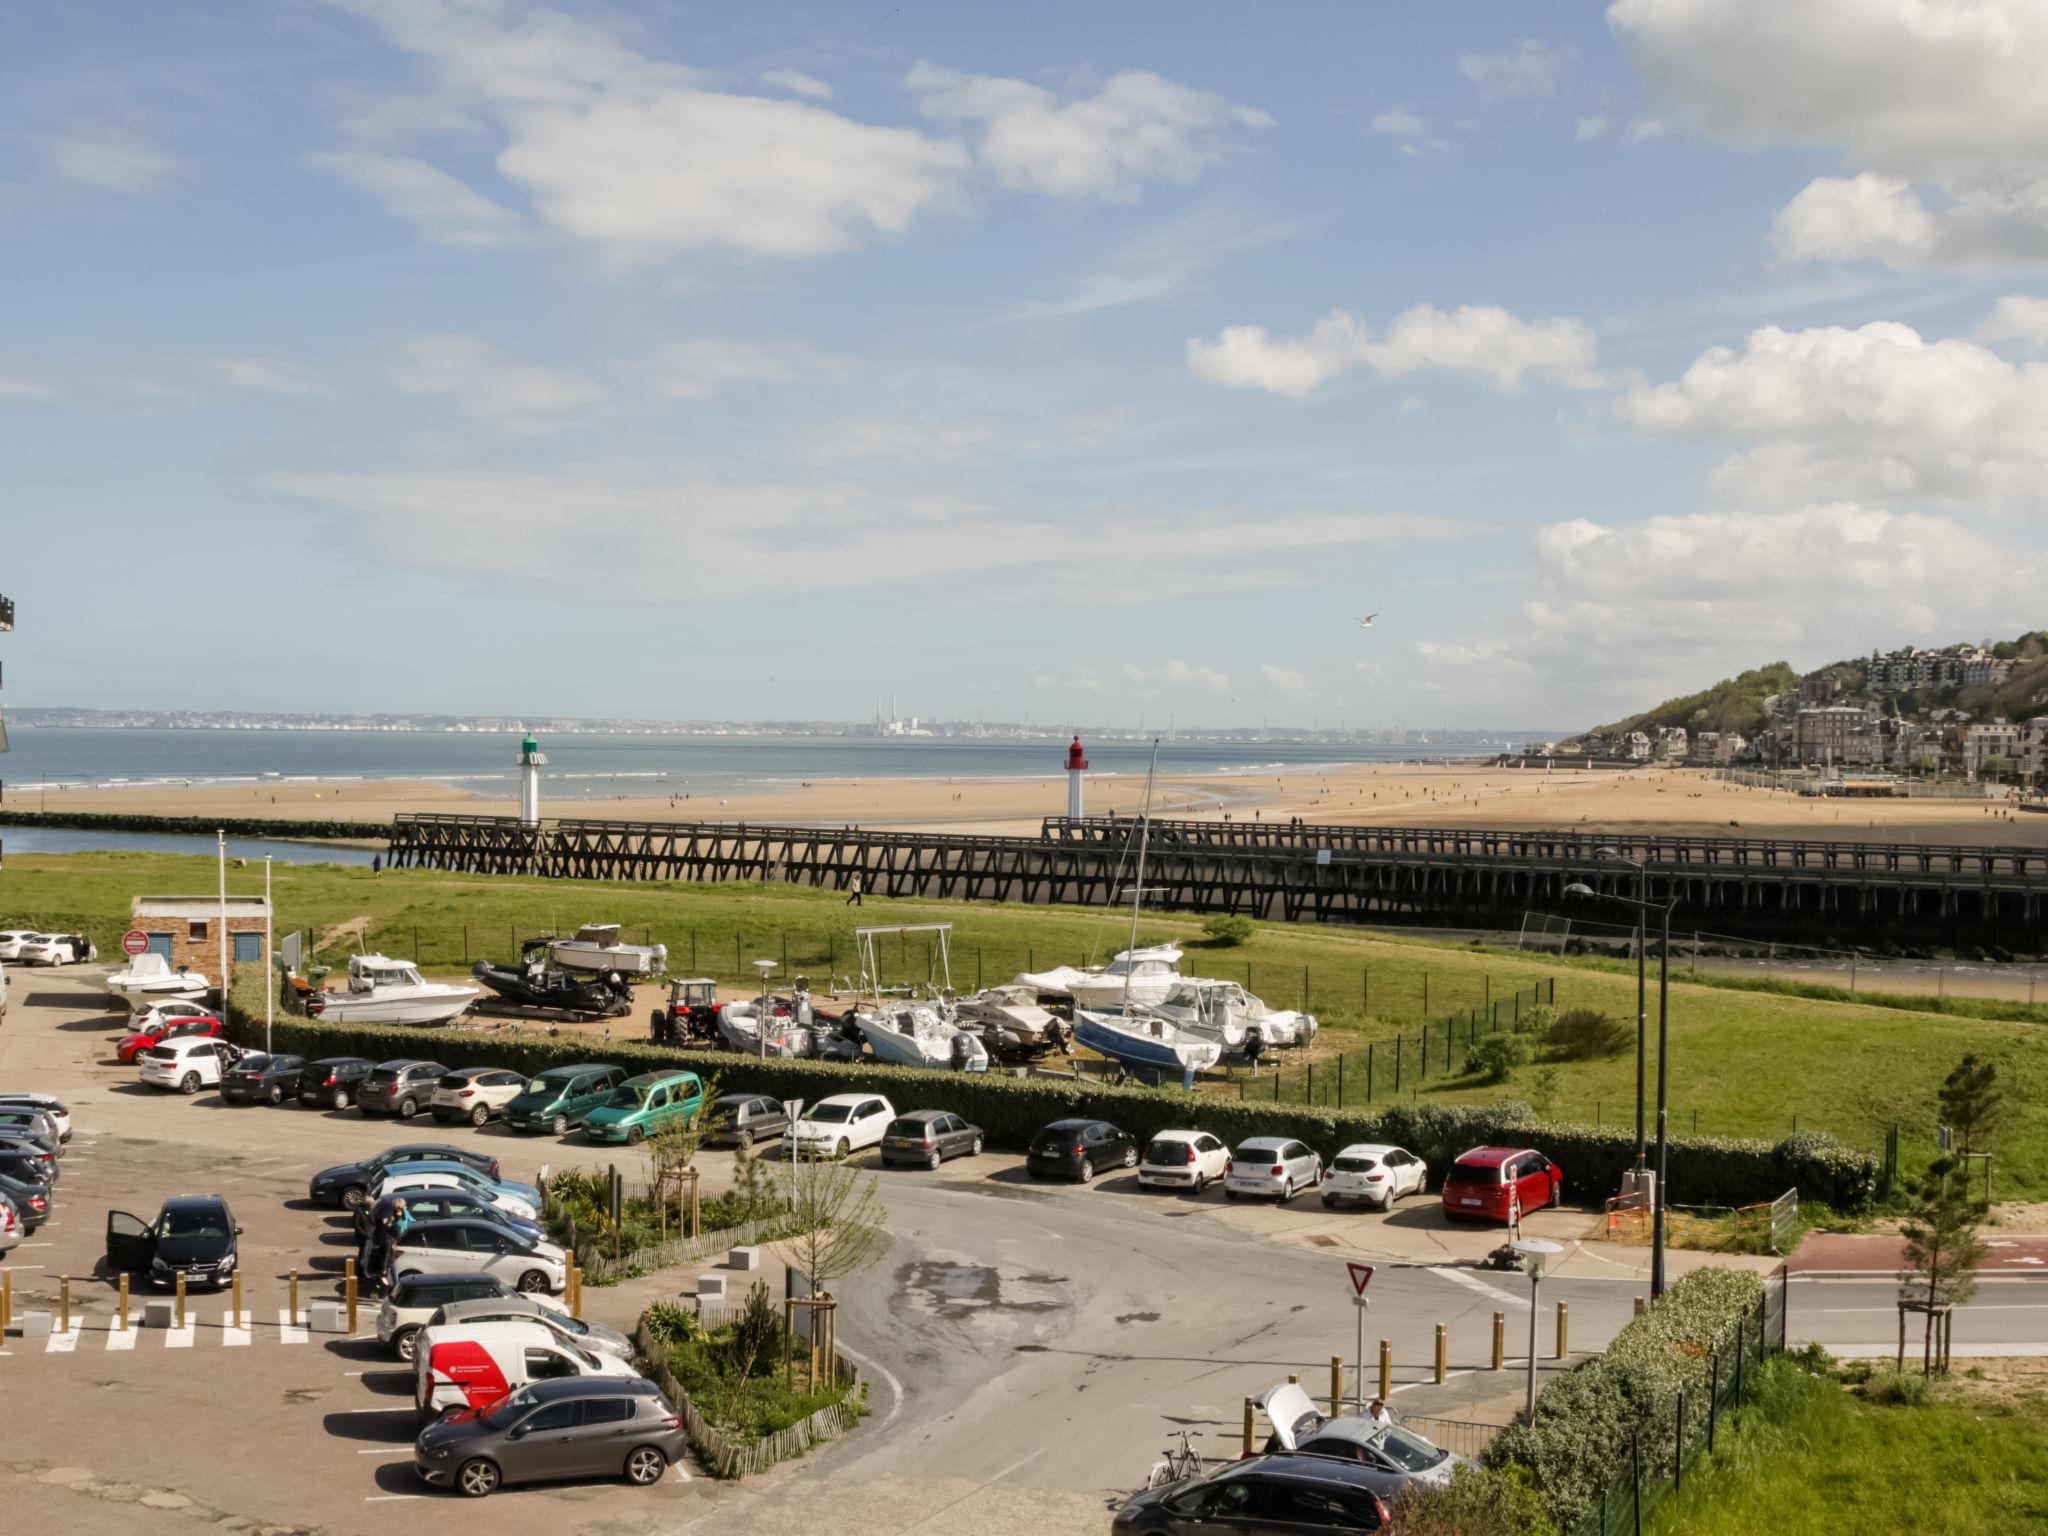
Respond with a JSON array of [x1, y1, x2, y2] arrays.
[[131, 895, 272, 918]]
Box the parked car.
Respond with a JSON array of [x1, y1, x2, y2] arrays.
[[880, 1109, 983, 1169], [0, 1193, 23, 1254], [412, 1317, 633, 1416], [0, 1150, 57, 1193], [1026, 1118, 1138, 1183], [1323, 1144, 1428, 1211], [309, 1143, 505, 1209], [389, 1218, 567, 1295], [703, 1092, 790, 1149], [378, 1271, 544, 1363], [17, 933, 92, 966], [1138, 1129, 1230, 1193], [790, 1094, 896, 1159], [297, 1056, 378, 1111], [105, 1195, 241, 1290], [368, 1167, 540, 1227], [428, 1294, 633, 1362], [0, 1093, 70, 1142], [117, 1014, 228, 1064], [219, 1052, 308, 1105], [0, 1169, 51, 1232], [0, 1107, 65, 1155], [1254, 1380, 1470, 1498], [503, 1063, 627, 1136], [126, 1000, 218, 1032], [1224, 1137, 1324, 1203], [1111, 1454, 1392, 1533], [0, 931, 41, 961], [138, 1036, 237, 1094], [358, 1060, 451, 1120], [581, 1071, 705, 1146], [360, 1189, 545, 1250], [412, 1375, 684, 1497], [431, 1068, 529, 1127], [1442, 1147, 1564, 1223]]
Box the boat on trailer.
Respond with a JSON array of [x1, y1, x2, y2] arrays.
[[547, 924, 667, 978]]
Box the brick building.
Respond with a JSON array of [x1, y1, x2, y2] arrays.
[[129, 895, 271, 976]]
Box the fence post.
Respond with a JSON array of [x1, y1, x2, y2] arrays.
[[174, 1273, 186, 1331], [1709, 1351, 1720, 1451], [232, 1271, 244, 1329], [1242, 1399, 1256, 1457], [1330, 1355, 1344, 1416], [118, 1272, 130, 1331], [61, 1275, 71, 1334], [344, 1258, 358, 1334], [290, 1269, 300, 1325]]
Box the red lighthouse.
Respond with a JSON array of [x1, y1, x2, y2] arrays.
[[1065, 735, 1088, 818]]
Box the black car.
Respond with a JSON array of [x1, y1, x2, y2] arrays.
[[1112, 1455, 1391, 1534], [704, 1094, 791, 1149], [1026, 1118, 1137, 1183], [0, 1142, 59, 1186], [356, 1060, 449, 1120], [309, 1142, 504, 1210], [297, 1056, 376, 1111], [881, 1110, 984, 1169], [0, 1169, 51, 1232], [355, 1187, 545, 1243], [220, 1052, 308, 1105], [105, 1195, 242, 1291]]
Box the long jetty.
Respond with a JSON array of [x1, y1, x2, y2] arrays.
[[386, 812, 2048, 946]]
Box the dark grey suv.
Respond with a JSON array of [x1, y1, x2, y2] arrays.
[[357, 1060, 448, 1119], [704, 1093, 790, 1149], [413, 1376, 686, 1497]]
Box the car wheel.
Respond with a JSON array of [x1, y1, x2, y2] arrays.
[[340, 1185, 368, 1211], [179, 1072, 200, 1095], [926, 1149, 942, 1171], [331, 1088, 351, 1111], [1122, 1146, 1139, 1169], [1225, 1188, 1240, 1201], [1279, 1180, 1293, 1203], [627, 1125, 646, 1145], [550, 1114, 570, 1136], [392, 1326, 421, 1364], [836, 1138, 850, 1159], [968, 1135, 983, 1157], [266, 1084, 284, 1105], [1077, 1158, 1094, 1184], [469, 1105, 489, 1127], [625, 1446, 667, 1486], [457, 1458, 500, 1498], [397, 1098, 418, 1120], [516, 1269, 551, 1295]]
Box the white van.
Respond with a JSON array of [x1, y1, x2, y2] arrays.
[[414, 1317, 639, 1418]]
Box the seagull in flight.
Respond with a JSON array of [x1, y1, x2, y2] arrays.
[[1356, 614, 1378, 629]]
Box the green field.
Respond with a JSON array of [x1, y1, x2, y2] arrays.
[[10, 849, 2048, 1194]]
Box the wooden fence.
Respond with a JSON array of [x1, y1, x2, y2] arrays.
[[635, 1318, 863, 1478]]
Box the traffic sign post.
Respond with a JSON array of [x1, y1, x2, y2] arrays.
[[1346, 1264, 1375, 1410], [121, 929, 149, 957]]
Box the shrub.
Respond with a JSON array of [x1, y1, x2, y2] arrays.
[[1548, 1007, 1631, 1061], [1773, 1129, 1878, 1211], [1517, 1002, 1559, 1038], [642, 1300, 699, 1348], [1465, 1034, 1532, 1084], [1199, 913, 1256, 947], [1396, 1463, 1557, 1536], [1858, 1369, 1933, 1407]]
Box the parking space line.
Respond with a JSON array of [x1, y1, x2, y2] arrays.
[[164, 1322, 195, 1349], [365, 1495, 424, 1501], [221, 1313, 252, 1346], [106, 1327, 138, 1351], [279, 1309, 308, 1344], [46, 1325, 80, 1354]]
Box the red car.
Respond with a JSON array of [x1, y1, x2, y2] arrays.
[[1441, 1146, 1564, 1223], [116, 1014, 226, 1064]]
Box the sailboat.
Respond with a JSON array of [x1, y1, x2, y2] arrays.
[[1071, 744, 1221, 1080]]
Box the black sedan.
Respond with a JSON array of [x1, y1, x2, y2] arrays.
[[220, 1052, 308, 1105], [0, 1169, 51, 1232], [296, 1056, 376, 1111], [106, 1195, 242, 1291], [880, 1110, 984, 1169], [1026, 1118, 1138, 1183], [308, 1142, 504, 1210], [1112, 1454, 1391, 1533]]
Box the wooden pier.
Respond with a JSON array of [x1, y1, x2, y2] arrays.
[[386, 812, 2048, 945]]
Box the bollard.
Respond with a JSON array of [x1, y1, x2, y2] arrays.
[[1434, 1324, 1447, 1384], [344, 1258, 358, 1334], [175, 1272, 187, 1330], [232, 1271, 244, 1329], [1242, 1399, 1255, 1458], [118, 1273, 130, 1331], [1634, 1295, 1647, 1318], [61, 1275, 72, 1335], [1556, 1300, 1570, 1359], [289, 1269, 300, 1326], [1492, 1311, 1506, 1370], [569, 1263, 583, 1320], [1330, 1356, 1344, 1417], [1378, 1339, 1392, 1400], [2, 1268, 11, 1332]]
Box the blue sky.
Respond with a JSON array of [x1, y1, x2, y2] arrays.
[[3, 0, 2045, 730]]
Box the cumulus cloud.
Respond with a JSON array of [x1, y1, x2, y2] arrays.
[[207, 357, 338, 398], [1188, 303, 1606, 396], [1611, 0, 2048, 266], [308, 151, 527, 248], [47, 127, 178, 193], [391, 335, 604, 426], [652, 337, 843, 399], [759, 68, 833, 100], [1575, 115, 1608, 142], [1618, 318, 2048, 509], [1458, 41, 1573, 103], [903, 62, 1270, 199], [1981, 295, 2048, 349]]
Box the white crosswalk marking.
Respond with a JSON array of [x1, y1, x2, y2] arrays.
[[106, 1326, 138, 1351], [164, 1322, 195, 1349], [46, 1325, 80, 1354], [1427, 1266, 1530, 1308], [279, 1309, 309, 1345], [221, 1312, 252, 1346]]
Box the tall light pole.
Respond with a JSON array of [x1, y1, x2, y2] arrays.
[[264, 856, 274, 1056]]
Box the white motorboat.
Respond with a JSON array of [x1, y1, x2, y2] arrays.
[[307, 954, 479, 1027], [548, 924, 668, 978], [853, 1002, 989, 1072], [101, 952, 212, 1005], [1150, 978, 1318, 1051], [1071, 1006, 1222, 1075], [1063, 946, 1184, 1011], [715, 994, 821, 1058], [952, 985, 1066, 1054]]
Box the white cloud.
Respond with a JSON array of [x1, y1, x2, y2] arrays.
[[1259, 665, 1310, 697], [1611, 0, 2048, 266], [47, 127, 178, 193], [1370, 107, 1425, 138], [904, 62, 1270, 200], [308, 151, 527, 248], [1457, 41, 1573, 103], [1121, 659, 1231, 694], [1574, 115, 1608, 142], [759, 68, 833, 101], [803, 415, 1000, 467], [391, 335, 604, 425], [1001, 204, 1303, 322], [0, 375, 58, 402], [1768, 173, 1935, 268], [207, 357, 337, 399], [1188, 303, 1606, 396], [652, 337, 842, 399], [1981, 295, 2048, 349], [1618, 318, 2048, 509], [1623, 117, 1665, 146]]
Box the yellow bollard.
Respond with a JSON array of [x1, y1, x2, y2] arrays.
[[175, 1272, 187, 1330], [118, 1273, 130, 1331], [232, 1272, 244, 1329], [344, 1259, 359, 1334], [1378, 1339, 1392, 1400], [1242, 1398, 1255, 1457], [1556, 1300, 1570, 1360], [1492, 1310, 1505, 1370], [2, 1268, 11, 1331], [1330, 1355, 1344, 1417], [60, 1275, 71, 1335], [569, 1263, 582, 1320], [289, 1269, 300, 1326], [1434, 1324, 1448, 1384]]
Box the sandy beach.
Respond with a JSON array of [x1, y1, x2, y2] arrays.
[[14, 763, 2044, 847]]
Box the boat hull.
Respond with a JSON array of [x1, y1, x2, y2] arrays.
[[310, 987, 478, 1027], [1073, 1011, 1220, 1074]]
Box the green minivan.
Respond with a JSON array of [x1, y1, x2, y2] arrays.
[[503, 1063, 628, 1136], [581, 1071, 705, 1146]]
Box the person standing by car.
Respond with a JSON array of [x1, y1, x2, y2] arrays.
[[371, 1202, 400, 1293]]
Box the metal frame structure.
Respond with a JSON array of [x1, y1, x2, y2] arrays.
[[853, 922, 952, 1003]]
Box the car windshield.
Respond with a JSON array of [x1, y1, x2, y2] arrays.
[[234, 1055, 271, 1072], [1145, 1139, 1192, 1165], [161, 1208, 229, 1239], [1372, 1425, 1448, 1472], [807, 1104, 854, 1123]]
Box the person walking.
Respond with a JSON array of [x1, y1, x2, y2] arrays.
[[846, 872, 864, 907], [370, 1201, 399, 1293]]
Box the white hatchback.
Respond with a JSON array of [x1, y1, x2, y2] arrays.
[[430, 1067, 530, 1127], [1138, 1129, 1230, 1192], [0, 932, 41, 961], [1322, 1143, 1429, 1211], [791, 1094, 896, 1158], [1223, 1136, 1323, 1203], [139, 1036, 232, 1094]]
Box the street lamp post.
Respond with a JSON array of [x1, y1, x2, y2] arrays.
[[1513, 1238, 1563, 1420]]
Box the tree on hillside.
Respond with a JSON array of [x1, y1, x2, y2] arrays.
[[1938, 1054, 2001, 1160]]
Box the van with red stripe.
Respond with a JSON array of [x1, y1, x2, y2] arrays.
[[415, 1319, 640, 1418]]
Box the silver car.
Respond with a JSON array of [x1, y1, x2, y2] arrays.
[[1224, 1136, 1323, 1202], [413, 1376, 685, 1497], [428, 1294, 634, 1362], [1255, 1381, 1472, 1499]]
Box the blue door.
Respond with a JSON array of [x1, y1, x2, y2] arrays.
[[233, 931, 264, 963], [147, 933, 174, 960]]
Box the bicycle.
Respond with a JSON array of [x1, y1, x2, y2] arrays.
[[1147, 1430, 1204, 1489]]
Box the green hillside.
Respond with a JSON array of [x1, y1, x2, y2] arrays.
[[1591, 662, 1798, 739]]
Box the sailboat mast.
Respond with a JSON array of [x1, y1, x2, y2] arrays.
[[1121, 740, 1160, 1011]]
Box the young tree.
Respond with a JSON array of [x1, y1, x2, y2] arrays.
[[785, 1152, 887, 1301], [1898, 1152, 1987, 1374], [643, 1071, 720, 1220], [1937, 1054, 2001, 1160]]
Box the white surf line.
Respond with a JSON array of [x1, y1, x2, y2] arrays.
[[278, 1308, 309, 1344], [164, 1321, 195, 1349], [221, 1312, 252, 1346], [1428, 1267, 1529, 1308]]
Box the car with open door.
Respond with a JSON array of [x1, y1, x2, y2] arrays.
[[116, 1013, 228, 1065], [106, 1195, 241, 1290], [1111, 1454, 1392, 1533], [1253, 1379, 1470, 1498]]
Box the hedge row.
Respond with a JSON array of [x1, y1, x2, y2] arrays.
[[222, 981, 1875, 1211], [0, 809, 388, 840]]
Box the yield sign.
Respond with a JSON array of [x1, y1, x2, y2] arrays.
[[1346, 1262, 1376, 1297]]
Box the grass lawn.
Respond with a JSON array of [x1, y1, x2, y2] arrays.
[[1655, 1357, 2048, 1536], [10, 849, 2048, 1193]]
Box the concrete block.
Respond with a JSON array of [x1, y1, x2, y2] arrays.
[[308, 1300, 346, 1333], [695, 1273, 729, 1301], [16, 1310, 53, 1338], [142, 1299, 176, 1329], [727, 1245, 763, 1272]]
